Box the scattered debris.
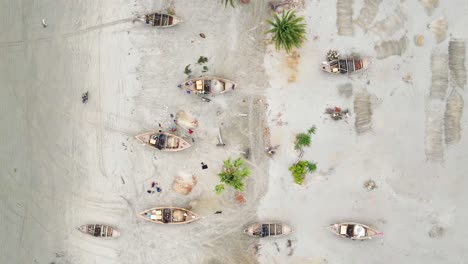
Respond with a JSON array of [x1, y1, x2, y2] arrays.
[[120, 176, 125, 184], [214, 211, 222, 214], [216, 128, 226, 147], [238, 113, 248, 117], [363, 180, 378, 191], [234, 192, 246, 205], [253, 244, 262, 255], [274, 242, 280, 252], [241, 148, 251, 160], [287, 239, 292, 248], [81, 91, 89, 103], [201, 162, 208, 170], [41, 19, 48, 27], [199, 33, 206, 38], [184, 64, 192, 76], [325, 106, 349, 120], [402, 73, 413, 84], [326, 50, 340, 61], [428, 225, 444, 238], [266, 145, 279, 156], [201, 97, 211, 102]]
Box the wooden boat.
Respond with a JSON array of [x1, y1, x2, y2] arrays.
[[178, 77, 237, 95], [135, 132, 191, 152], [78, 224, 120, 238], [321, 58, 370, 74], [134, 12, 182, 28], [139, 207, 200, 224], [244, 222, 293, 238], [327, 222, 382, 240]]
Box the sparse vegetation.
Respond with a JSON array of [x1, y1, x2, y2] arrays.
[[266, 10, 307, 53], [202, 66, 209, 73], [221, 0, 235, 8], [289, 160, 317, 185], [294, 126, 315, 151], [197, 56, 208, 64], [215, 158, 250, 194], [184, 64, 192, 76]]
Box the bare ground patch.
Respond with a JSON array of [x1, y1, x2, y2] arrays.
[[374, 35, 408, 59], [429, 52, 448, 100], [425, 101, 445, 161], [336, 0, 354, 36], [444, 89, 464, 144], [448, 39, 466, 89], [354, 90, 372, 134], [354, 0, 382, 30]]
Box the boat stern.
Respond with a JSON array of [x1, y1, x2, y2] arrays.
[[320, 61, 333, 73]]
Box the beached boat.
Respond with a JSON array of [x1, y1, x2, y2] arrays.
[[327, 222, 382, 240], [134, 12, 182, 28], [178, 77, 237, 95], [139, 207, 200, 224], [244, 222, 293, 238], [135, 132, 191, 152], [78, 224, 120, 238], [321, 58, 370, 74]]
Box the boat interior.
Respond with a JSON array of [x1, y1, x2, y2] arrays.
[[186, 79, 235, 94], [253, 224, 282, 237], [145, 13, 174, 26], [86, 224, 112, 237], [149, 134, 180, 149], [144, 208, 189, 223]]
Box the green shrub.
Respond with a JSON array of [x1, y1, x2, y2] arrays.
[[266, 10, 307, 53], [289, 160, 317, 185], [215, 158, 250, 194], [294, 126, 316, 151]]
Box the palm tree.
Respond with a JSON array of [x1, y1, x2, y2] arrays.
[[215, 158, 250, 194], [221, 0, 235, 8], [266, 10, 307, 53]]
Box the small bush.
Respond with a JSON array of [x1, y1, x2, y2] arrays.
[[294, 126, 316, 151], [289, 160, 317, 185], [215, 158, 250, 194]]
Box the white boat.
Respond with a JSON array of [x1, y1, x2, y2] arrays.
[[327, 222, 382, 240], [244, 222, 293, 238], [135, 132, 191, 152], [78, 224, 120, 238]]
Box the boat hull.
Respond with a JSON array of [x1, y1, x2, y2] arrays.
[[78, 224, 120, 238], [139, 207, 200, 225], [179, 77, 237, 95], [321, 58, 370, 74], [135, 132, 191, 152], [244, 222, 293, 238], [135, 13, 182, 28], [327, 222, 381, 240]]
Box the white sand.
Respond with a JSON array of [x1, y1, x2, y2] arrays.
[[1, 0, 468, 263], [258, 0, 468, 263]]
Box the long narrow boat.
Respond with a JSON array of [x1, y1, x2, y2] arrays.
[[78, 224, 120, 238], [134, 12, 182, 28], [178, 77, 237, 95], [139, 207, 200, 224], [321, 58, 370, 74], [135, 132, 191, 152], [327, 222, 382, 240], [244, 222, 293, 238]]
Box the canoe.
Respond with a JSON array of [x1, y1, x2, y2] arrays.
[[321, 58, 370, 74], [244, 222, 293, 238], [178, 77, 237, 95], [135, 132, 191, 152], [327, 222, 382, 240], [139, 207, 200, 225], [78, 224, 120, 238], [134, 12, 182, 28]]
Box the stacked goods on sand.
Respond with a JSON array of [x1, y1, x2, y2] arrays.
[[172, 172, 198, 195], [175, 111, 198, 130]]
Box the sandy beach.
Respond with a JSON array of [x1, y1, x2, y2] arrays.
[[1, 0, 467, 263]]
